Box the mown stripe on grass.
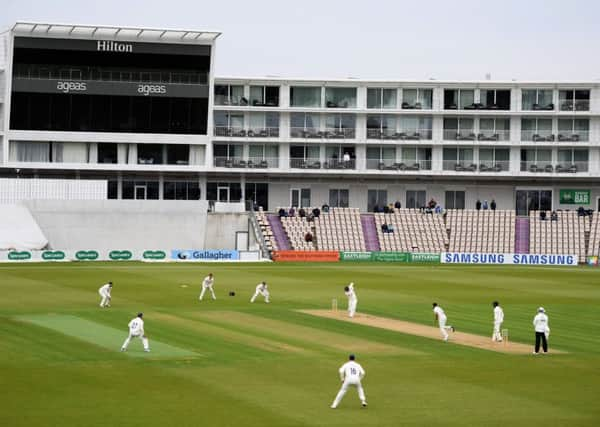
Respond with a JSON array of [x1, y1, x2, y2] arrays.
[[16, 314, 198, 359]]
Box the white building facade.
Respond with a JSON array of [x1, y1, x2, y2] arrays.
[[1, 22, 600, 214]]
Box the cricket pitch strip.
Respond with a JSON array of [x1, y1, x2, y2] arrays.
[[298, 310, 566, 355]]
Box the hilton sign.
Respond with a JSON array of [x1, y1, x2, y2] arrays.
[[97, 40, 133, 53]]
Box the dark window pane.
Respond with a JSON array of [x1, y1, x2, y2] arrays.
[[175, 182, 187, 199], [122, 181, 134, 199], [107, 180, 118, 199], [188, 182, 201, 200], [164, 181, 176, 200], [98, 143, 117, 164], [147, 181, 159, 200]]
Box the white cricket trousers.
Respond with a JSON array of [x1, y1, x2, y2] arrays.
[[332, 379, 366, 408], [199, 285, 216, 300], [250, 290, 269, 303], [492, 321, 503, 341], [99, 291, 110, 307], [121, 333, 149, 351], [348, 299, 357, 317], [438, 316, 452, 340]]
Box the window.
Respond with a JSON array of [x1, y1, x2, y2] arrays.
[[290, 113, 320, 137], [95, 143, 117, 164], [366, 146, 396, 169], [245, 183, 269, 210], [402, 88, 433, 109], [366, 115, 397, 138], [248, 112, 280, 137], [166, 145, 190, 165], [522, 89, 553, 110], [406, 190, 426, 209], [122, 180, 159, 200], [324, 114, 356, 138], [520, 149, 552, 171], [515, 190, 552, 216], [557, 149, 588, 172], [290, 86, 321, 107], [558, 119, 589, 142], [443, 118, 475, 140], [107, 180, 118, 199], [207, 182, 242, 202], [290, 145, 320, 168], [248, 145, 278, 168], [163, 181, 200, 200], [479, 148, 509, 171], [445, 191, 465, 209], [479, 89, 511, 110], [214, 111, 245, 136], [249, 86, 279, 106], [399, 116, 433, 139], [444, 89, 474, 109], [521, 118, 553, 141], [443, 148, 474, 170], [137, 144, 163, 165], [329, 189, 349, 208], [559, 89, 590, 111], [367, 88, 397, 109], [214, 85, 245, 105], [290, 188, 311, 208], [367, 189, 388, 212], [325, 87, 357, 108], [325, 146, 355, 169], [479, 118, 510, 141], [214, 144, 243, 166], [402, 147, 432, 170]]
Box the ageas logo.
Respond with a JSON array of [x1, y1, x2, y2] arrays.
[[137, 84, 167, 96], [56, 81, 87, 93]]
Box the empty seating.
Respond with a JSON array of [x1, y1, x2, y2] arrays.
[[529, 211, 586, 262], [255, 208, 278, 252], [280, 212, 316, 250], [588, 214, 600, 257], [314, 208, 366, 251], [374, 209, 447, 252], [447, 210, 515, 253]]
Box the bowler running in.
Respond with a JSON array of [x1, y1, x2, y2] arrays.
[[433, 303, 455, 341], [121, 312, 150, 352], [199, 273, 216, 301], [98, 281, 113, 308], [344, 282, 357, 318], [492, 301, 504, 342], [250, 281, 270, 303], [331, 354, 367, 409]]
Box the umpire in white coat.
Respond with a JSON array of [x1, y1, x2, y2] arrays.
[[533, 307, 549, 354]]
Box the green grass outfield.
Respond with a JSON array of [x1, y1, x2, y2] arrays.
[[0, 262, 599, 427]]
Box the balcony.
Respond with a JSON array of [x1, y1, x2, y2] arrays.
[[290, 157, 322, 169], [366, 159, 431, 171], [289, 128, 356, 140], [401, 102, 425, 110], [367, 129, 432, 140], [214, 157, 279, 168], [520, 161, 588, 173], [478, 161, 510, 172], [214, 127, 280, 138], [477, 130, 511, 141], [557, 131, 589, 142], [559, 100, 590, 112], [443, 130, 477, 141], [520, 131, 555, 142], [443, 161, 478, 171], [529, 103, 555, 111], [289, 158, 356, 170]]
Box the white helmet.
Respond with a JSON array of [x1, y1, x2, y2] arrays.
[[538, 307, 545, 313]]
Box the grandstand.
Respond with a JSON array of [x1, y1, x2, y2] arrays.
[[374, 210, 447, 252], [529, 210, 588, 263], [588, 214, 600, 258], [448, 210, 515, 253]]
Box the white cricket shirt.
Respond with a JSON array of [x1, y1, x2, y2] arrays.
[[494, 306, 504, 323], [433, 306, 446, 319], [128, 317, 144, 335], [99, 284, 111, 295], [202, 276, 214, 288], [533, 313, 548, 333], [339, 361, 365, 382]]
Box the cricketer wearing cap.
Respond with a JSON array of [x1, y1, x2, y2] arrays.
[[250, 281, 270, 303], [98, 282, 113, 308], [199, 273, 216, 301], [331, 354, 367, 409], [492, 301, 504, 342], [121, 313, 150, 352], [344, 283, 357, 318]]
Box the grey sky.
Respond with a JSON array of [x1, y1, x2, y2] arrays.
[[2, 0, 599, 81]]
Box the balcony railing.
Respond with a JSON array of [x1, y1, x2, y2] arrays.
[[443, 130, 477, 141], [13, 63, 207, 85], [559, 100, 590, 111], [478, 161, 510, 172], [289, 158, 357, 169], [442, 161, 478, 171], [289, 128, 356, 139], [401, 102, 431, 110], [477, 130, 511, 141], [520, 131, 555, 142], [522, 103, 555, 111], [367, 129, 432, 140], [366, 159, 431, 171], [520, 161, 588, 173], [290, 157, 322, 169], [214, 126, 280, 138], [557, 131, 589, 142], [214, 157, 279, 168], [214, 96, 248, 106]]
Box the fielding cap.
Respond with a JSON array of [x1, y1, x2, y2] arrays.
[[538, 307, 545, 313]]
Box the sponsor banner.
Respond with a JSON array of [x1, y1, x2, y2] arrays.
[[108, 250, 133, 261], [171, 250, 240, 261], [587, 256, 599, 266], [559, 189, 591, 205], [371, 252, 410, 262], [272, 251, 340, 262], [409, 253, 441, 263], [441, 252, 578, 266], [42, 250, 67, 261], [7, 250, 32, 261], [12, 79, 208, 98], [74, 250, 100, 261], [142, 250, 167, 261], [340, 251, 373, 261]]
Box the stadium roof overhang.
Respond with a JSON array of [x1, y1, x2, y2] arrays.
[[11, 22, 221, 44]]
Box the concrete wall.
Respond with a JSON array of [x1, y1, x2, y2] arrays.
[[24, 200, 210, 251], [204, 212, 254, 250]]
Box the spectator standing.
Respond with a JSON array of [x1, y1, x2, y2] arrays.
[[476, 199, 482, 210], [394, 200, 401, 209], [490, 199, 497, 210], [540, 211, 546, 221], [312, 207, 321, 218], [550, 211, 558, 221], [299, 208, 306, 217], [483, 200, 489, 210]]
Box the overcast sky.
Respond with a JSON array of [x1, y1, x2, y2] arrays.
[[2, 0, 599, 81]]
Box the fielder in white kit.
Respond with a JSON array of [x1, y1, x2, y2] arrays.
[[121, 312, 150, 352], [250, 281, 270, 303], [432, 303, 454, 341], [492, 301, 504, 342], [199, 273, 216, 301], [331, 354, 367, 409], [344, 282, 357, 318], [98, 282, 113, 308]]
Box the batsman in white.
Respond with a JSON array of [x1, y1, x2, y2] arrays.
[[121, 312, 150, 352], [250, 281, 270, 303], [98, 281, 113, 308], [199, 273, 216, 301], [331, 354, 367, 409], [432, 302, 455, 341], [344, 282, 357, 318], [492, 301, 504, 342]]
